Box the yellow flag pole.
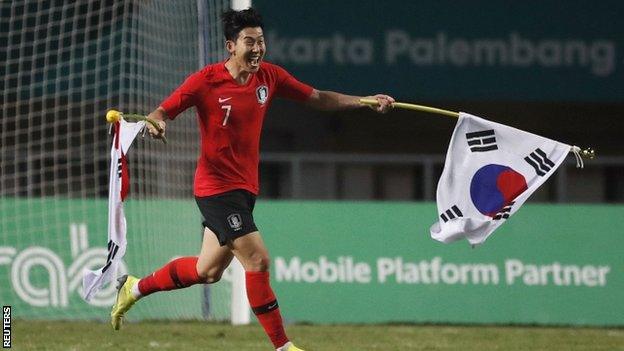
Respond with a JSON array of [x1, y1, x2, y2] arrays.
[[359, 98, 459, 118]]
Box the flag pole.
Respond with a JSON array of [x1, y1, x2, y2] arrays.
[[359, 98, 459, 118], [359, 98, 596, 160]]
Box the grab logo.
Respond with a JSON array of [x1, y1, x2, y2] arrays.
[[0, 223, 127, 308]]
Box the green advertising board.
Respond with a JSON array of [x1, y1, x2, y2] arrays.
[[258, 202, 623, 326], [252, 1, 624, 101], [0, 198, 206, 321], [1, 198, 622, 326]]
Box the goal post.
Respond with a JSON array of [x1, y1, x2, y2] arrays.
[[197, 0, 251, 325]]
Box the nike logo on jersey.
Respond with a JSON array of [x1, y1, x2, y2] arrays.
[[218, 97, 232, 103]]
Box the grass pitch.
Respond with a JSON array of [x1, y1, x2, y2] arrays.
[[13, 320, 624, 350]]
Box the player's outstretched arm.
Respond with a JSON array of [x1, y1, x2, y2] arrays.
[[305, 89, 395, 113], [145, 107, 168, 139]]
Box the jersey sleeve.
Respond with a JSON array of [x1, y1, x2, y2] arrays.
[[160, 71, 204, 119], [274, 65, 314, 102]]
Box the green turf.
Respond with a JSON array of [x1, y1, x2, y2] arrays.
[[12, 321, 624, 350]]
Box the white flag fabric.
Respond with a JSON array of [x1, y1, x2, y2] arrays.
[[430, 113, 571, 246], [82, 119, 145, 301]]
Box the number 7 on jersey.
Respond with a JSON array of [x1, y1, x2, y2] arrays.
[[221, 105, 232, 126]]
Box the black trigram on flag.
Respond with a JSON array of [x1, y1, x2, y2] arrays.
[[102, 240, 120, 273], [466, 129, 498, 152], [493, 202, 514, 220], [524, 148, 555, 176], [440, 205, 463, 223], [117, 157, 123, 178]]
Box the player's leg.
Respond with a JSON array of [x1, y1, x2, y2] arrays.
[[136, 227, 233, 295], [196, 227, 235, 282], [229, 232, 303, 351], [111, 227, 232, 330]]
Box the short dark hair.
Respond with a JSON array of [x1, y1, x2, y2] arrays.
[[221, 8, 264, 42]]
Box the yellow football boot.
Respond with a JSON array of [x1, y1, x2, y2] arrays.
[[278, 342, 305, 351], [110, 274, 139, 330]]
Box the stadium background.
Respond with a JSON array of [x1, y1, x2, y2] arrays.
[[1, 0, 623, 347]]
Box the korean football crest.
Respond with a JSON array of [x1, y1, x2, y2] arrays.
[[256, 85, 268, 104], [227, 213, 243, 231]]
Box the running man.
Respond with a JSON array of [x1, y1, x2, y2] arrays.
[[111, 8, 394, 351]]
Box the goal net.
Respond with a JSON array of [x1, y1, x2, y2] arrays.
[[0, 0, 242, 323]]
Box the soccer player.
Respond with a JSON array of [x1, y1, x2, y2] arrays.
[[111, 8, 394, 351]]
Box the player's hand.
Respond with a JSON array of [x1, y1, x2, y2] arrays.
[[146, 118, 166, 140], [364, 94, 395, 113]]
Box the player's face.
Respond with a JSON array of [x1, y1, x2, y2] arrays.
[[228, 27, 265, 73]]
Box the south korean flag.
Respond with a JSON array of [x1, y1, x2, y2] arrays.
[[430, 113, 572, 246], [83, 118, 145, 301]]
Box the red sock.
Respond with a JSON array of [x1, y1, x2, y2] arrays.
[[246, 271, 289, 348], [138, 256, 203, 296]]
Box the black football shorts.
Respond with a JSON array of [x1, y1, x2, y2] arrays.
[[195, 189, 259, 246]]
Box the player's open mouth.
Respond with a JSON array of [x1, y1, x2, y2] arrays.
[[248, 56, 260, 68]]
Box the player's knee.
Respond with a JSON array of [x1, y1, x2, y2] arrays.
[[247, 253, 271, 272], [196, 266, 224, 284]]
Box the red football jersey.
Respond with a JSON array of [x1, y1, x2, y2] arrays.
[[160, 61, 314, 197]]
